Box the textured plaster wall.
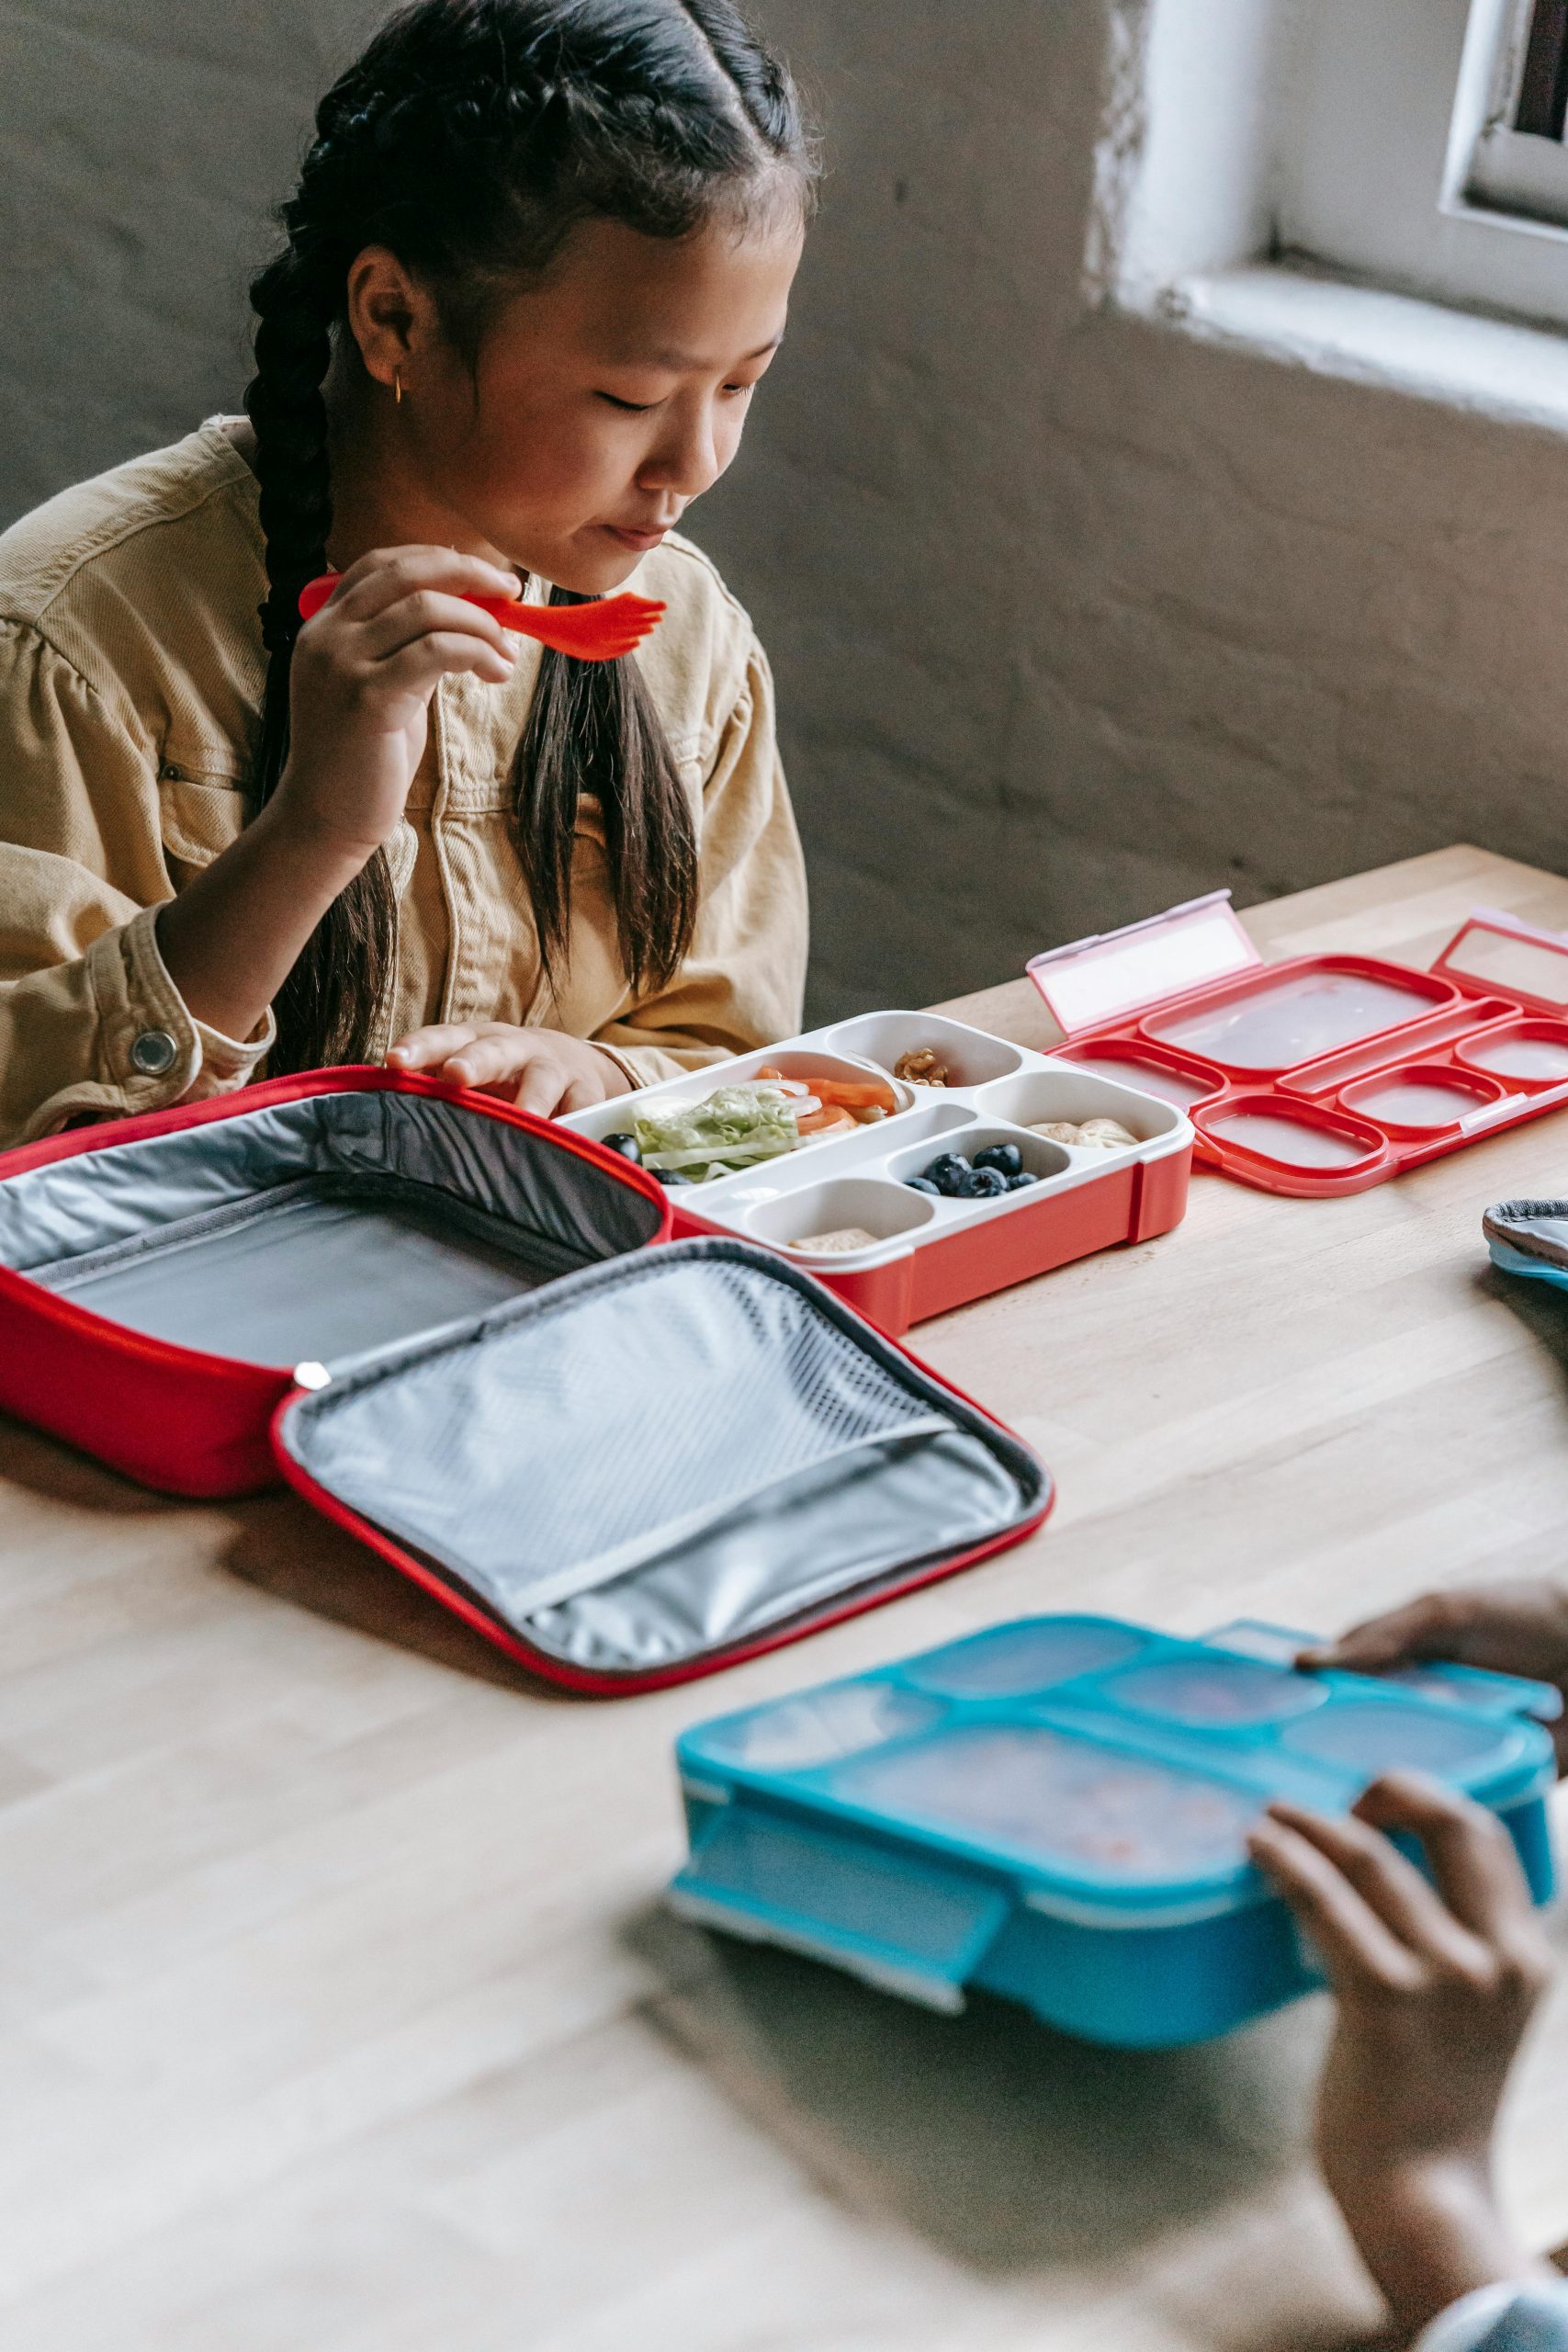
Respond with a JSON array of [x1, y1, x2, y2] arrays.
[[4, 0, 1568, 1023]]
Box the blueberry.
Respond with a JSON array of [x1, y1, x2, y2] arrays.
[[1005, 1170, 1039, 1191], [973, 1143, 1021, 1180], [603, 1131, 642, 1163], [658, 1169, 695, 1186], [966, 1166, 1009, 1197], [924, 1152, 971, 1196], [906, 1175, 942, 1195]]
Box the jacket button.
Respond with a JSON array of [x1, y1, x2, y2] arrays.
[[130, 1028, 178, 1075]]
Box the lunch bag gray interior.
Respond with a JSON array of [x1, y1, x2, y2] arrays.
[[275, 1238, 1049, 1677], [0, 1090, 661, 1368]]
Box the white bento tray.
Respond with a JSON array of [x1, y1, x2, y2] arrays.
[[558, 1011, 1196, 1324]]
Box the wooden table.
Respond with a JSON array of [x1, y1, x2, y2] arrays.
[[4, 844, 1568, 2351]]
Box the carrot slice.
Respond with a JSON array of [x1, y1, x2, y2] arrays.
[[796, 1105, 859, 1136], [810, 1077, 898, 1113]]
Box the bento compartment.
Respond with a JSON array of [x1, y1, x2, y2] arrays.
[[1145, 962, 1449, 1073], [828, 1722, 1258, 1884], [1200, 1099, 1386, 1172], [1047, 1044, 1224, 1107], [1281, 1699, 1515, 1777], [745, 1178, 936, 1259], [692, 1679, 943, 1770], [888, 1125, 1073, 1195], [276, 1239, 1045, 1677], [821, 1012, 1024, 1089], [972, 1070, 1182, 1142], [1097, 1653, 1325, 1728], [903, 1615, 1152, 1698], [1338, 1065, 1504, 1133], [572, 1051, 912, 1182], [0, 1088, 660, 1368], [708, 1103, 976, 1202], [1457, 1020, 1568, 1084]]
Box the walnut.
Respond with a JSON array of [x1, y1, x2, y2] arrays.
[[893, 1046, 950, 1087]]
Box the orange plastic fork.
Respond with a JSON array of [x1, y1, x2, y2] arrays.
[[297, 572, 666, 662]]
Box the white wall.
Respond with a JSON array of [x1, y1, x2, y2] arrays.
[[5, 0, 1568, 1022]]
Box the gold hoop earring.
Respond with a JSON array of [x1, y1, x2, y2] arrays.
[[394, 368, 404, 406]]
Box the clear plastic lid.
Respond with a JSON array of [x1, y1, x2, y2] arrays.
[[829, 1723, 1258, 1884], [695, 1680, 942, 1770], [903, 1616, 1150, 1699], [1099, 1654, 1325, 1728], [1463, 1029, 1568, 1080], [1204, 1108, 1378, 1170], [1028, 893, 1259, 1036], [1348, 1073, 1494, 1130], [1147, 968, 1438, 1071], [1282, 1701, 1510, 1777], [1431, 910, 1568, 1012]]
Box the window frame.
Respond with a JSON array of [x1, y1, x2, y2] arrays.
[[1467, 0, 1568, 225], [1271, 0, 1568, 336]]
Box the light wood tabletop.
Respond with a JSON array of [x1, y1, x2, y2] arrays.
[[4, 842, 1568, 2352]]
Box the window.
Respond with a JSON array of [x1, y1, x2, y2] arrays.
[[1468, 0, 1568, 224], [1118, 1, 1568, 345], [1275, 0, 1568, 334]]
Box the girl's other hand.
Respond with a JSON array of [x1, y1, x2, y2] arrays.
[[1248, 1773, 1556, 2341], [275, 547, 523, 863], [386, 1022, 630, 1117], [1301, 1583, 1568, 1771]]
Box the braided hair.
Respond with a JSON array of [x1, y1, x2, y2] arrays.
[[243, 0, 817, 1073]]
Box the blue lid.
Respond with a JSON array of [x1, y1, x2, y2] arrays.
[[676, 1614, 1559, 1928], [1205, 1617, 1564, 1724]]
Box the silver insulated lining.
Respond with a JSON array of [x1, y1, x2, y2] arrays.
[[0, 1089, 661, 1368], [276, 1238, 1048, 1678]]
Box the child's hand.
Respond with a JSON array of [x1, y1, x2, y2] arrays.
[[1248, 1772, 1556, 2340], [276, 547, 523, 864], [1301, 1583, 1568, 1771], [386, 1022, 630, 1117]]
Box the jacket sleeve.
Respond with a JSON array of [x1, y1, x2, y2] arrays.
[[0, 621, 273, 1148], [1416, 2283, 1568, 2350], [592, 635, 808, 1089]]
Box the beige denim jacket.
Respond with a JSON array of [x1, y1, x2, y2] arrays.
[[0, 418, 807, 1148]]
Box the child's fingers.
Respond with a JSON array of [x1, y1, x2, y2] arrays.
[[1262, 1799, 1487, 1972], [559, 1072, 608, 1115], [1354, 1773, 1549, 1959], [515, 1053, 573, 1116], [1298, 1592, 1461, 1672], [1247, 1815, 1424, 1992], [385, 1023, 482, 1072], [358, 590, 517, 666], [326, 547, 523, 621], [377, 634, 518, 697], [444, 1036, 535, 1091]]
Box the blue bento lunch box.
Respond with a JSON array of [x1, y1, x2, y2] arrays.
[[668, 1613, 1562, 2048]]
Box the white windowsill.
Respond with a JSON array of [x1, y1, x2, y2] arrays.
[[1138, 258, 1568, 438]]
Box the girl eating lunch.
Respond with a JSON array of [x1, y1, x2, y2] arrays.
[[0, 0, 812, 1147]]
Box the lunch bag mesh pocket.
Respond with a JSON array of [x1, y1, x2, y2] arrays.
[[290, 1250, 969, 1620]]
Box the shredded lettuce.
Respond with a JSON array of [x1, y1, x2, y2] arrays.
[[633, 1082, 802, 1182]]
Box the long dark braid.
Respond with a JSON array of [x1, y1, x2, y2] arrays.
[[245, 246, 398, 1065], [243, 0, 816, 1074]]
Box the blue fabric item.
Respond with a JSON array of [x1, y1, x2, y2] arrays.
[[1469, 2290, 1568, 2350]]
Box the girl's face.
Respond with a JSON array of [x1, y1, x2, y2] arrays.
[[346, 210, 803, 594]]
